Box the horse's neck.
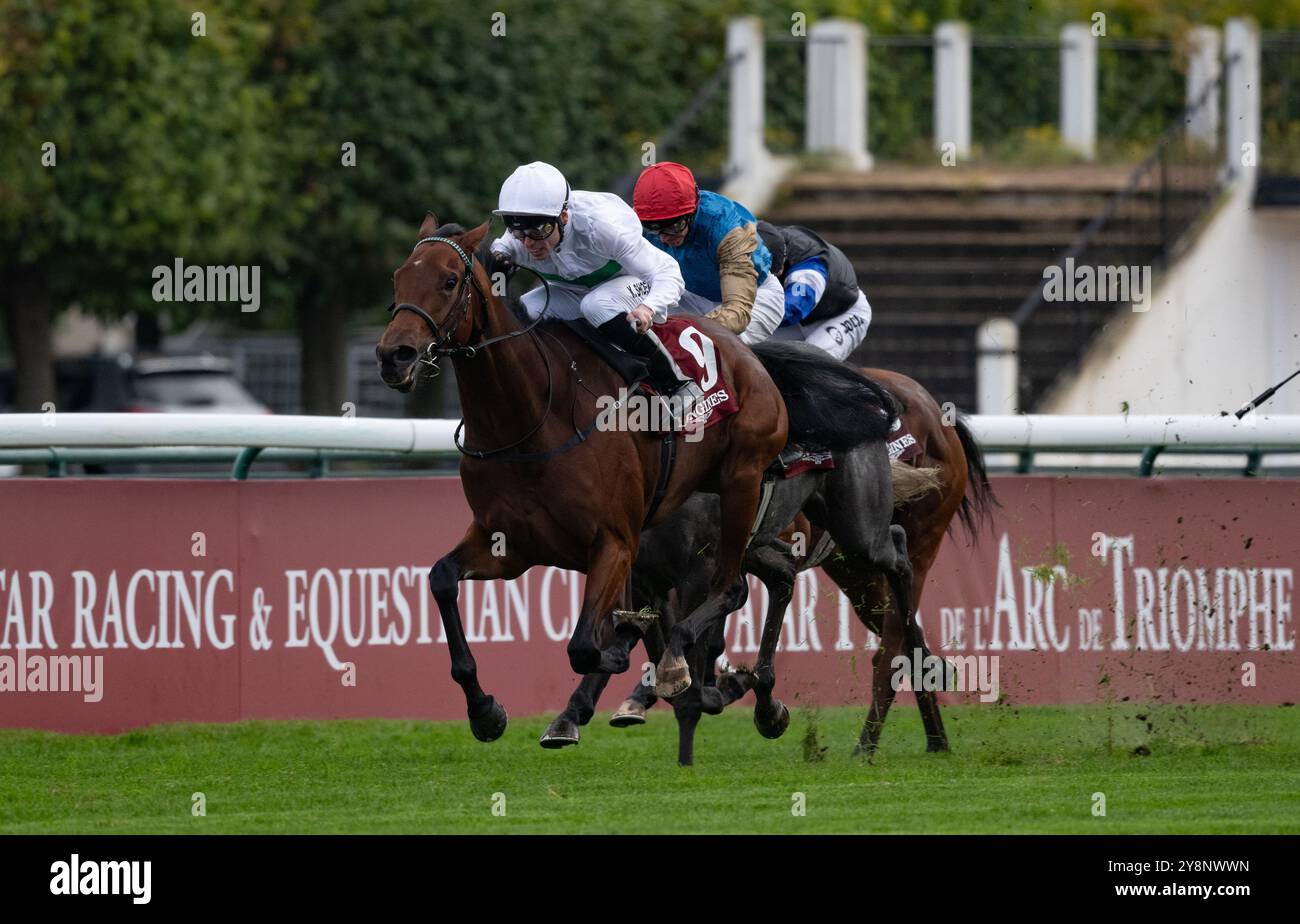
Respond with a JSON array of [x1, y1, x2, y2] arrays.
[[451, 288, 566, 447]]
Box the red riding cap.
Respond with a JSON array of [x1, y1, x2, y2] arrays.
[[633, 162, 699, 221]]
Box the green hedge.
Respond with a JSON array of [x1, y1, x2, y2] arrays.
[[3, 0, 1298, 342]]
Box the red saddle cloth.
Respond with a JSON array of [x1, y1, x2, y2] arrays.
[[637, 316, 740, 432], [777, 413, 922, 479], [780, 449, 835, 478], [888, 415, 924, 462]]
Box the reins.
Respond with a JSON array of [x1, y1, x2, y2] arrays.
[[388, 234, 601, 462]]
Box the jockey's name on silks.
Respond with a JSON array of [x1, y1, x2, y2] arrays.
[[645, 190, 772, 303]]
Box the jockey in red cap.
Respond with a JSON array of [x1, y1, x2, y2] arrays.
[[633, 162, 784, 345]]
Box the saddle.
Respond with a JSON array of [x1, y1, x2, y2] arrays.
[[561, 319, 648, 388]]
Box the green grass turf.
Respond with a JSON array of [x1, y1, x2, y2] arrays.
[[1, 704, 1296, 833]]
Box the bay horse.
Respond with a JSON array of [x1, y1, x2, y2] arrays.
[[376, 215, 897, 742], [544, 369, 996, 761]]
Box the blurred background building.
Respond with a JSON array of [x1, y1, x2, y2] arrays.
[[2, 0, 1297, 424]]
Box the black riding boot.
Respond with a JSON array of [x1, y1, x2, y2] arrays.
[[596, 316, 697, 429], [597, 316, 694, 395]]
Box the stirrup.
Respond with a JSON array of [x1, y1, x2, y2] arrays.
[[657, 382, 703, 433]]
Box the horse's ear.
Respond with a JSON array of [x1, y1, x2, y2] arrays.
[[463, 219, 492, 253], [418, 212, 439, 237]]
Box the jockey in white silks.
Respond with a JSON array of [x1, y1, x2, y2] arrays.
[[631, 161, 785, 346], [486, 161, 698, 411], [756, 220, 874, 362]]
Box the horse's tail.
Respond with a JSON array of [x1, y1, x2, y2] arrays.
[[954, 414, 999, 539], [750, 341, 897, 450], [891, 460, 944, 507]]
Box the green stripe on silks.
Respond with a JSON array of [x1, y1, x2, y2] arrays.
[[536, 260, 623, 288]]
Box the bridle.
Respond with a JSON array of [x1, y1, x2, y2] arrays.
[[389, 235, 487, 358], [387, 232, 608, 462], [389, 234, 555, 360]]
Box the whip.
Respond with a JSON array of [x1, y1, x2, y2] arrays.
[[1228, 367, 1300, 419]]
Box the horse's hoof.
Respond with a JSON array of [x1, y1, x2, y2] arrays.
[[539, 714, 580, 748], [716, 668, 754, 703], [927, 738, 951, 753], [654, 653, 692, 699], [754, 700, 790, 739], [609, 699, 647, 727], [852, 742, 878, 759], [468, 698, 508, 742]]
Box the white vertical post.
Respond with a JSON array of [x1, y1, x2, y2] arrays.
[[727, 17, 772, 187], [1059, 23, 1097, 160], [1186, 26, 1221, 147], [933, 21, 971, 160], [805, 19, 871, 169], [977, 319, 1019, 415], [1224, 17, 1261, 182]]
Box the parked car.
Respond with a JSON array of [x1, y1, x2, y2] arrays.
[[0, 354, 270, 476], [0, 354, 270, 414]]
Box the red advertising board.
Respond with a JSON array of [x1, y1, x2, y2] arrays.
[[0, 475, 1295, 732]]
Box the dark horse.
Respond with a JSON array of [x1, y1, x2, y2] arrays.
[[376, 215, 896, 741], [545, 368, 997, 762]]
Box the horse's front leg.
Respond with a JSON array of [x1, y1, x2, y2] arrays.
[[540, 674, 612, 748], [566, 537, 641, 676], [655, 466, 763, 697], [429, 524, 525, 742]]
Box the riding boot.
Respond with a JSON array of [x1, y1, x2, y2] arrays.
[[596, 316, 698, 428]]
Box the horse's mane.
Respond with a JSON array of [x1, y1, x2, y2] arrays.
[[434, 221, 496, 264], [432, 220, 528, 322]]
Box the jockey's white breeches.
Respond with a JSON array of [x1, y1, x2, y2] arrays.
[[519, 275, 663, 327], [671, 273, 786, 345], [769, 288, 873, 361]]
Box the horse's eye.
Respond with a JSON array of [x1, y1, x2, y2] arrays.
[[444, 275, 458, 291]]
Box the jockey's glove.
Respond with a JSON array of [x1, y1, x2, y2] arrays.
[[485, 250, 517, 282]]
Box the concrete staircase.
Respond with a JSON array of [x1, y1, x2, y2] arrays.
[[764, 165, 1190, 412]]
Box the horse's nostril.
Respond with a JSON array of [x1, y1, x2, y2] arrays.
[[378, 344, 418, 368]]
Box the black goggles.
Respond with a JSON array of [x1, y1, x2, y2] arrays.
[[642, 214, 693, 236], [504, 216, 558, 241]]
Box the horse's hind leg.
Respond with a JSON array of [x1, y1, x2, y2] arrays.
[[671, 642, 718, 766], [900, 554, 949, 752], [740, 545, 796, 739], [852, 549, 950, 753]]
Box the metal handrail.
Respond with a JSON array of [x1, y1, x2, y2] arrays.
[[3, 413, 1299, 479], [1011, 50, 1240, 330]]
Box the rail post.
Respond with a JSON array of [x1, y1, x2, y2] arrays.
[[1060, 23, 1097, 160], [806, 19, 871, 169], [934, 21, 971, 160]]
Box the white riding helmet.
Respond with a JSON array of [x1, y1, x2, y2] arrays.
[[493, 161, 570, 218]]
